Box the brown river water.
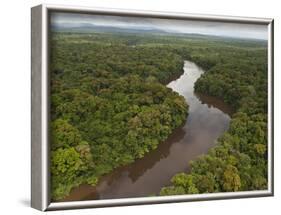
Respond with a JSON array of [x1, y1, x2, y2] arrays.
[[62, 61, 233, 201]]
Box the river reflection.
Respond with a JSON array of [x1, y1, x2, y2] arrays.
[[63, 61, 232, 201]]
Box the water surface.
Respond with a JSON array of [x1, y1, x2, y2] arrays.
[[63, 61, 232, 201]]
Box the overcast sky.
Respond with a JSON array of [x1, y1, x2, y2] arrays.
[[51, 12, 268, 40]]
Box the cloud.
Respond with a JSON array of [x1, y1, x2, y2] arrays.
[[50, 12, 268, 40]]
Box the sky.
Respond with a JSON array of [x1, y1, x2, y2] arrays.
[[51, 12, 268, 40]]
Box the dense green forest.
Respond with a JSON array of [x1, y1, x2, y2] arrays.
[[50, 31, 268, 200], [50, 32, 189, 200], [160, 37, 268, 195]]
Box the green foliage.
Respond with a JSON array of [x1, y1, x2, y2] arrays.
[[51, 147, 83, 177], [160, 112, 267, 195], [223, 165, 241, 191], [50, 31, 267, 199], [51, 119, 82, 150], [50, 32, 189, 200], [51, 147, 85, 200], [160, 186, 186, 196], [160, 36, 268, 196], [171, 173, 199, 194]]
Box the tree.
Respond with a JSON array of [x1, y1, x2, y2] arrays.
[[223, 165, 241, 192], [51, 119, 82, 150]]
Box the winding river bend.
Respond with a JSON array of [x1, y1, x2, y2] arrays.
[[63, 61, 233, 201]]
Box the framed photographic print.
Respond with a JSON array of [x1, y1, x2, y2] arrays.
[[31, 4, 274, 211]]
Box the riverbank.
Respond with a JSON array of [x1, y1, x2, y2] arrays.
[[61, 60, 232, 201]]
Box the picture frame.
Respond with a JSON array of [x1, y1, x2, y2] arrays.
[[31, 4, 274, 211]]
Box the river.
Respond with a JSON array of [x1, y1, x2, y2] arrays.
[[62, 60, 233, 201]]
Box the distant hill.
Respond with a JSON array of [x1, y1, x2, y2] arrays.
[[51, 22, 267, 44], [51, 22, 167, 34]]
